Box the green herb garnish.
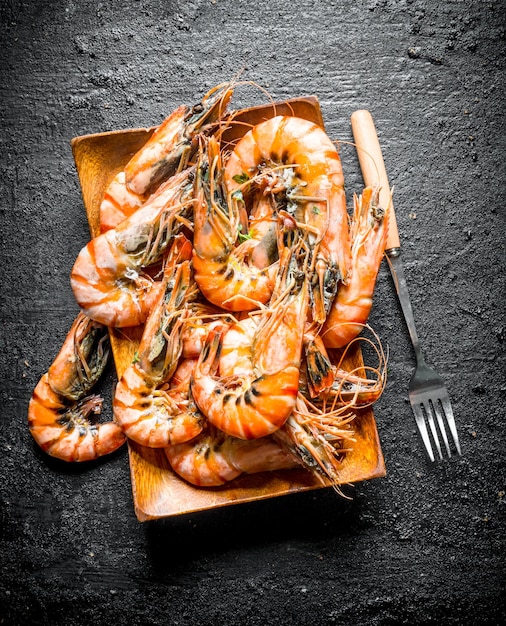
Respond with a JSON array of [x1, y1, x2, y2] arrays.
[[232, 172, 250, 184]]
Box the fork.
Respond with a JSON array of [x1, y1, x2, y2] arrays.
[[350, 110, 462, 461]]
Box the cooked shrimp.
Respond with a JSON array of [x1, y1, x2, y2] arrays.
[[47, 312, 110, 401], [190, 254, 309, 439], [191, 325, 300, 440], [125, 83, 234, 196], [99, 84, 234, 232], [113, 365, 204, 447], [217, 250, 305, 378], [27, 305, 124, 462], [192, 136, 279, 311], [165, 425, 299, 487], [99, 171, 147, 233], [273, 394, 355, 493], [303, 319, 387, 406], [28, 374, 126, 462], [113, 260, 204, 447], [224, 115, 351, 323], [214, 305, 357, 488], [248, 194, 279, 269], [322, 187, 388, 348], [70, 169, 194, 327], [218, 316, 258, 378]]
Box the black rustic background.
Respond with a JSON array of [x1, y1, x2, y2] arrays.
[[1, 1, 505, 625]]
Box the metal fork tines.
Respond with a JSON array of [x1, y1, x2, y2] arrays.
[[409, 359, 462, 462]]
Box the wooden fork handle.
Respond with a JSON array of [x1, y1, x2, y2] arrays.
[[350, 109, 400, 251], [352, 109, 423, 356]]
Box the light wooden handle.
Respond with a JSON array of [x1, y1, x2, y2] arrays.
[[351, 109, 400, 251]]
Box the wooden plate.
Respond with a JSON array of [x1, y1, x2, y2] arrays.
[[71, 96, 386, 521]]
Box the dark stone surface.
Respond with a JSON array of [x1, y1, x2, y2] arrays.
[[1, 1, 505, 624]]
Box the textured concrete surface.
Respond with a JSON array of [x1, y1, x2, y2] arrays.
[[1, 1, 505, 624]]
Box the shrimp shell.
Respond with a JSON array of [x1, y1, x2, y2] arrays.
[[190, 261, 308, 439], [70, 168, 194, 327], [322, 187, 389, 348], [46, 312, 110, 401], [113, 260, 205, 447], [224, 115, 351, 323], [99, 171, 147, 233], [125, 83, 234, 196], [28, 374, 126, 462], [165, 425, 299, 487], [113, 365, 204, 447], [192, 135, 278, 312]]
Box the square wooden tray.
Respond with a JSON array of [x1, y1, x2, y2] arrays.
[[71, 96, 386, 521]]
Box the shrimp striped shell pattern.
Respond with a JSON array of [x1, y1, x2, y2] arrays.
[[70, 167, 194, 327], [322, 187, 389, 348], [192, 135, 279, 312], [125, 82, 234, 196], [165, 426, 299, 487], [113, 259, 205, 448], [100, 83, 234, 232], [190, 258, 309, 440], [28, 314, 125, 462], [223, 115, 351, 324]]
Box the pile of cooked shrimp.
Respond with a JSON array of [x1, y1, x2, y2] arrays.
[[28, 81, 388, 489]]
